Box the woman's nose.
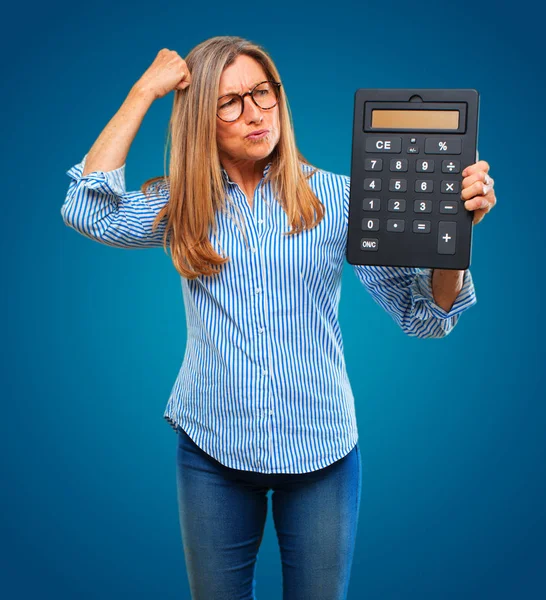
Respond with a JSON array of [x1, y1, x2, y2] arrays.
[[243, 95, 262, 120]]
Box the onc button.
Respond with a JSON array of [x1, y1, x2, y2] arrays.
[[360, 238, 379, 251]]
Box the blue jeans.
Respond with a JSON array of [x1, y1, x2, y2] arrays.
[[175, 424, 362, 600]]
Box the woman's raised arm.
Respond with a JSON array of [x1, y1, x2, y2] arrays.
[[61, 49, 191, 248]]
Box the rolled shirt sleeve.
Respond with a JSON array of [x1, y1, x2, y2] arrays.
[[352, 264, 478, 338], [61, 153, 170, 248]]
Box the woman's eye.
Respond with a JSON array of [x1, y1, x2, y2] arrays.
[[220, 98, 236, 108]]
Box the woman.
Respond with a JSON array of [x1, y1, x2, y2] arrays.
[[61, 36, 496, 600]]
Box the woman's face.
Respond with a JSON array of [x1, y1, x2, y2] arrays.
[[216, 54, 280, 168]]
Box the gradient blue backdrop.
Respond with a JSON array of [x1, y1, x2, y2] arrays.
[[3, 0, 544, 598]]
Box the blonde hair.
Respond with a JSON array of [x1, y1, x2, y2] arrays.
[[142, 35, 324, 279]]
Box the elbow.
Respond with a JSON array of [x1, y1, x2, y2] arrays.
[[401, 315, 458, 339], [60, 202, 74, 228], [60, 191, 114, 242]]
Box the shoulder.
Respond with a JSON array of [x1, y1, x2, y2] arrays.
[[300, 162, 350, 196], [141, 177, 170, 202]]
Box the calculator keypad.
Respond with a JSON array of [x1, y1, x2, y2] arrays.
[[361, 135, 463, 255]]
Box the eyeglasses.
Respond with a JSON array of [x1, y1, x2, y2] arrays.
[[216, 80, 282, 122]]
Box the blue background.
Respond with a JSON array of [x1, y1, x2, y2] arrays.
[[4, 0, 544, 598]]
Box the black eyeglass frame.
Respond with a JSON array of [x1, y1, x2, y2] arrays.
[[216, 80, 282, 122]]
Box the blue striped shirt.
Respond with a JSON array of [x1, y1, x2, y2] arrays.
[[62, 153, 478, 474]]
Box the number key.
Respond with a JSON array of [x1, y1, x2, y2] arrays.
[[388, 198, 406, 212], [365, 158, 383, 171], [415, 179, 433, 193], [363, 198, 380, 211], [364, 178, 381, 191], [389, 178, 407, 192], [414, 199, 432, 213], [416, 159, 435, 172], [362, 218, 380, 231], [390, 159, 408, 171]]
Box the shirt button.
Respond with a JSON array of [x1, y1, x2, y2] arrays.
[[262, 368, 268, 376], [258, 327, 264, 334], [255, 287, 262, 294], [251, 247, 257, 252], [269, 409, 273, 416], [258, 219, 264, 224]]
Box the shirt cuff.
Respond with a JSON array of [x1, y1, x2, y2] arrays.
[[66, 153, 127, 197], [410, 267, 477, 320]]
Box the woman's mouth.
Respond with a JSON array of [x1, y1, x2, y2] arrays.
[[245, 129, 269, 140]]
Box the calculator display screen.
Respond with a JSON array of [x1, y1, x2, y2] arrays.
[[371, 110, 459, 130]]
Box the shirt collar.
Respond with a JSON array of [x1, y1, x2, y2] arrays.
[[221, 161, 272, 185]]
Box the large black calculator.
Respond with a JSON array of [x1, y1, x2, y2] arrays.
[[346, 89, 479, 270]]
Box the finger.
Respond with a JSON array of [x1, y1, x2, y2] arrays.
[[462, 160, 490, 177], [464, 195, 492, 211], [461, 174, 494, 199]]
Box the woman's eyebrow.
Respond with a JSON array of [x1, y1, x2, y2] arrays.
[[220, 81, 264, 95]]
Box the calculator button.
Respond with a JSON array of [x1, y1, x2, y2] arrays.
[[413, 220, 431, 233], [414, 199, 432, 213], [416, 159, 435, 172], [438, 222, 457, 254], [362, 217, 379, 231], [365, 158, 383, 171], [406, 146, 419, 154], [387, 219, 405, 232], [440, 201, 459, 214], [365, 137, 402, 153], [415, 179, 433, 193], [363, 198, 380, 211], [360, 238, 379, 251], [388, 198, 406, 212], [441, 181, 460, 193], [424, 138, 462, 154], [410, 138, 417, 143], [364, 178, 382, 191], [442, 160, 460, 174], [390, 159, 408, 171], [389, 178, 407, 192]]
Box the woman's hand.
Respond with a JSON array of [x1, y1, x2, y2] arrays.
[[460, 160, 496, 225], [134, 48, 192, 101]]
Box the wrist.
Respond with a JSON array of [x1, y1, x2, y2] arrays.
[[129, 82, 157, 105]]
